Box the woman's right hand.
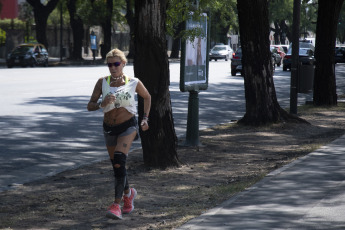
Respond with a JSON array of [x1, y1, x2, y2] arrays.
[[141, 119, 149, 131], [104, 93, 116, 106]]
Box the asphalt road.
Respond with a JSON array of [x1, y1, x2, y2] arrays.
[[0, 61, 344, 192]]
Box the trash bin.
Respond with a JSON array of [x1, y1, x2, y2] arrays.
[[298, 57, 315, 93]]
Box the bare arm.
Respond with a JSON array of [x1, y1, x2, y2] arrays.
[[136, 80, 151, 131], [87, 78, 103, 111]]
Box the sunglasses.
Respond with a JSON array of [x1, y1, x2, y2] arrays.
[[107, 62, 121, 68]]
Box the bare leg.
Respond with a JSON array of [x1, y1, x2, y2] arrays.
[[107, 131, 137, 204]]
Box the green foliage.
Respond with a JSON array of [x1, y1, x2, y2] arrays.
[[18, 2, 34, 22], [268, 0, 317, 41], [207, 0, 237, 30], [0, 28, 6, 45], [180, 22, 205, 43], [112, 0, 127, 31], [47, 0, 70, 26], [77, 0, 126, 27], [166, 0, 190, 37], [45, 0, 126, 29], [166, 0, 238, 43], [268, 0, 293, 24], [77, 0, 108, 26], [166, 0, 207, 41], [300, 0, 317, 37], [0, 19, 26, 30], [207, 0, 237, 43]]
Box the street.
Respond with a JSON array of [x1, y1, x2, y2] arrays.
[[0, 61, 344, 191]]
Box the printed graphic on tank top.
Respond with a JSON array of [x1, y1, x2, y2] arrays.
[[101, 75, 139, 114]]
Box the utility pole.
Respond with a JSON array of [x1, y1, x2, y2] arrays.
[[290, 0, 301, 114]]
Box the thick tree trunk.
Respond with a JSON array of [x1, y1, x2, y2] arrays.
[[67, 0, 84, 60], [125, 0, 135, 59], [272, 21, 280, 44], [313, 0, 344, 106], [170, 22, 183, 58], [280, 20, 290, 45], [134, 0, 180, 168], [34, 13, 48, 47], [237, 0, 302, 125], [101, 0, 113, 59], [27, 0, 60, 49], [170, 36, 180, 58]]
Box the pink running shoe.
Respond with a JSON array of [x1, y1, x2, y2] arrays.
[[106, 203, 122, 220], [122, 188, 137, 214]]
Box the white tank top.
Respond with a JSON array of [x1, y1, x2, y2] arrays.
[[101, 75, 139, 114]]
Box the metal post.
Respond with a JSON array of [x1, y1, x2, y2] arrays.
[[290, 0, 301, 114], [185, 90, 200, 146]]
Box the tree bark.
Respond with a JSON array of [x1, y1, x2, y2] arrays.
[[125, 0, 135, 59], [67, 0, 84, 60], [170, 36, 180, 58], [100, 0, 113, 59], [313, 0, 344, 106], [237, 0, 305, 125], [170, 22, 183, 58], [280, 20, 290, 45], [134, 0, 180, 168], [272, 21, 280, 44], [27, 0, 60, 49]]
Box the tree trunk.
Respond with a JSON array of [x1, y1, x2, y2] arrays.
[[237, 0, 302, 125], [125, 0, 135, 59], [170, 22, 183, 58], [170, 36, 180, 58], [272, 21, 280, 44], [67, 0, 84, 60], [210, 10, 230, 45], [134, 0, 180, 168], [280, 20, 290, 45], [101, 0, 113, 59], [27, 0, 60, 49], [34, 13, 48, 47], [313, 0, 344, 106], [219, 24, 230, 45]]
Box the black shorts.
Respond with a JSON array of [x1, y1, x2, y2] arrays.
[[103, 116, 139, 146]]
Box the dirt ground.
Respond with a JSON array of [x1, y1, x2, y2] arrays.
[[1, 103, 345, 230]]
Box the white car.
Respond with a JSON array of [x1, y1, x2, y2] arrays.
[[209, 45, 233, 61]]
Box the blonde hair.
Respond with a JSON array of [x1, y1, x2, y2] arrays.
[[105, 48, 127, 64]]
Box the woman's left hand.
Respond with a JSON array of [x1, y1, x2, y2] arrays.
[[141, 119, 149, 131]]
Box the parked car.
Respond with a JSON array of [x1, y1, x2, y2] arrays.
[[283, 41, 315, 71], [270, 46, 282, 66], [231, 47, 243, 76], [230, 47, 275, 76], [6, 43, 49, 68], [335, 46, 345, 64], [209, 45, 233, 61]]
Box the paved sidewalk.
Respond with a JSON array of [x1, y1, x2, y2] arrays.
[[177, 134, 345, 230]]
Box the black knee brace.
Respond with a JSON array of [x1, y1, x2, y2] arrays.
[[112, 151, 127, 177]]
